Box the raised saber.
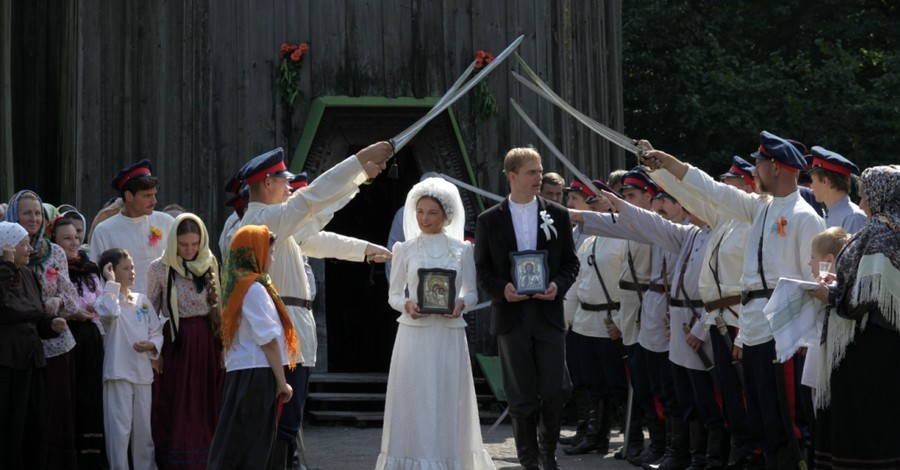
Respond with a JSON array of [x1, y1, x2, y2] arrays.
[[389, 34, 525, 152], [509, 98, 604, 198], [438, 173, 504, 203], [512, 53, 647, 159]]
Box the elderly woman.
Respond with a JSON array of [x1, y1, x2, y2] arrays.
[[146, 213, 223, 469], [811, 165, 900, 468], [6, 190, 87, 468], [0, 221, 67, 469]]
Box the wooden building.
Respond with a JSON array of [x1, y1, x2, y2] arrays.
[[2, 0, 626, 374]]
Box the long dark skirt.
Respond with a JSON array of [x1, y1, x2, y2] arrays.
[[69, 320, 108, 469], [0, 365, 48, 470], [815, 324, 900, 469], [152, 316, 224, 469], [208, 368, 278, 470], [44, 350, 77, 470]]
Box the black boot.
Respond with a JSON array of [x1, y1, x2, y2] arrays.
[[559, 419, 588, 447], [563, 408, 601, 455], [538, 411, 563, 470], [615, 402, 646, 462], [512, 416, 541, 470], [704, 427, 729, 470], [632, 417, 666, 466], [643, 417, 690, 470], [685, 420, 708, 470]]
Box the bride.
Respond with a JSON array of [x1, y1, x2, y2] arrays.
[[376, 177, 495, 470]]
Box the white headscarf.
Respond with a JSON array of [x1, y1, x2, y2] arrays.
[[0, 221, 28, 250], [403, 177, 466, 242]]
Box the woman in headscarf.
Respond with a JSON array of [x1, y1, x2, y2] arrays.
[[6, 190, 87, 469], [0, 221, 68, 470], [146, 213, 224, 469], [376, 177, 494, 470], [51, 213, 108, 468], [208, 225, 297, 469], [811, 165, 900, 468]]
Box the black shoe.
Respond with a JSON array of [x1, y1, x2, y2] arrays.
[[512, 416, 541, 469], [642, 417, 690, 470], [563, 406, 608, 455], [559, 420, 588, 447]]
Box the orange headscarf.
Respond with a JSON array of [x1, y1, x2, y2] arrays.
[[220, 225, 298, 368]]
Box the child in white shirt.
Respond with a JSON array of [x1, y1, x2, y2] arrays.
[[95, 248, 164, 470]]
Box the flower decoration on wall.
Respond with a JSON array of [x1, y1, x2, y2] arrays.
[[473, 50, 498, 121], [278, 42, 310, 110]]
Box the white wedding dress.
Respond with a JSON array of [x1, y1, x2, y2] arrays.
[[375, 233, 495, 470]]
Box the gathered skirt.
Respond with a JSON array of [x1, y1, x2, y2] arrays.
[[375, 321, 495, 470], [815, 324, 900, 469], [152, 316, 224, 469]]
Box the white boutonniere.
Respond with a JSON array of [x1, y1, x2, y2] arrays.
[[539, 210, 557, 240]]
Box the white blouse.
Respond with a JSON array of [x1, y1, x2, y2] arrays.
[[388, 233, 477, 328]]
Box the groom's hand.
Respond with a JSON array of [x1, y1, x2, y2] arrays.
[[504, 283, 529, 303], [531, 282, 558, 301]]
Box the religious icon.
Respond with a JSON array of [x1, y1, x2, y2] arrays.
[[417, 268, 457, 314], [510, 250, 549, 295]]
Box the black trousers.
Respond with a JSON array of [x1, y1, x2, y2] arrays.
[[670, 361, 725, 429], [576, 333, 628, 400], [743, 340, 797, 455], [0, 365, 48, 470], [627, 343, 657, 420], [497, 309, 572, 419], [645, 349, 679, 418], [710, 327, 755, 450]]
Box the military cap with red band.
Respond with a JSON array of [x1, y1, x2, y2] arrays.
[[289, 172, 309, 192], [719, 155, 757, 189], [240, 148, 293, 185], [750, 130, 807, 172], [111, 159, 154, 191], [619, 167, 659, 197], [809, 146, 859, 176], [564, 179, 596, 198]]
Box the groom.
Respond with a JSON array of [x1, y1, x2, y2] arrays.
[[475, 147, 579, 470]]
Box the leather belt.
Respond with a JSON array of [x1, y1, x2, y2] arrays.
[[669, 298, 704, 309], [705, 295, 742, 313], [740, 289, 774, 306], [618, 280, 649, 292], [647, 283, 667, 293], [281, 296, 314, 310], [581, 301, 621, 312]]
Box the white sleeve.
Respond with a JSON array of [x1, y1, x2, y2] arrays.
[[616, 203, 693, 255], [387, 242, 408, 314], [300, 231, 368, 262], [140, 294, 165, 360], [459, 243, 478, 311], [94, 280, 123, 321], [89, 226, 110, 263], [242, 283, 283, 346], [669, 166, 760, 225]]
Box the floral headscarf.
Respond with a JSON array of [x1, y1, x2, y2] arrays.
[[819, 165, 900, 409], [220, 225, 298, 368], [160, 213, 220, 342]]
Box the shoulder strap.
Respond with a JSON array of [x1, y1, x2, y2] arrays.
[[588, 238, 615, 317], [626, 242, 644, 323], [758, 205, 770, 291], [676, 230, 701, 319]]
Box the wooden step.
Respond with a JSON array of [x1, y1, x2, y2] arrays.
[[309, 392, 496, 402]]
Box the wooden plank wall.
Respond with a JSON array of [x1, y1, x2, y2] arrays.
[[66, 0, 625, 241]]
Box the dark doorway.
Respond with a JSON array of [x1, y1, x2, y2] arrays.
[[297, 102, 480, 373]]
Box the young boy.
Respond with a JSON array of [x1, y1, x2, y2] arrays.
[[95, 248, 164, 470], [803, 227, 851, 402]]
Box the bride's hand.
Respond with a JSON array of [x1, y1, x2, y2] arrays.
[[405, 301, 427, 320], [443, 300, 465, 319]]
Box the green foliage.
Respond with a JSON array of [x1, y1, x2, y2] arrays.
[[623, 0, 900, 174]]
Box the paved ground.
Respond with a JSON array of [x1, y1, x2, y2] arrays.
[[304, 423, 641, 469]]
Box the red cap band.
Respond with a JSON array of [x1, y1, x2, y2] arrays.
[[757, 144, 770, 158], [290, 181, 308, 190], [810, 157, 852, 176], [116, 167, 152, 190], [622, 176, 657, 197], [245, 161, 287, 184], [568, 180, 595, 198], [728, 165, 756, 189]]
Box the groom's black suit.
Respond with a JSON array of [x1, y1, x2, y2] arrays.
[[475, 196, 579, 467]]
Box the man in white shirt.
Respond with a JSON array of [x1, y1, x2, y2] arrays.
[[640, 131, 826, 468], [237, 143, 393, 469], [90, 159, 175, 295]]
